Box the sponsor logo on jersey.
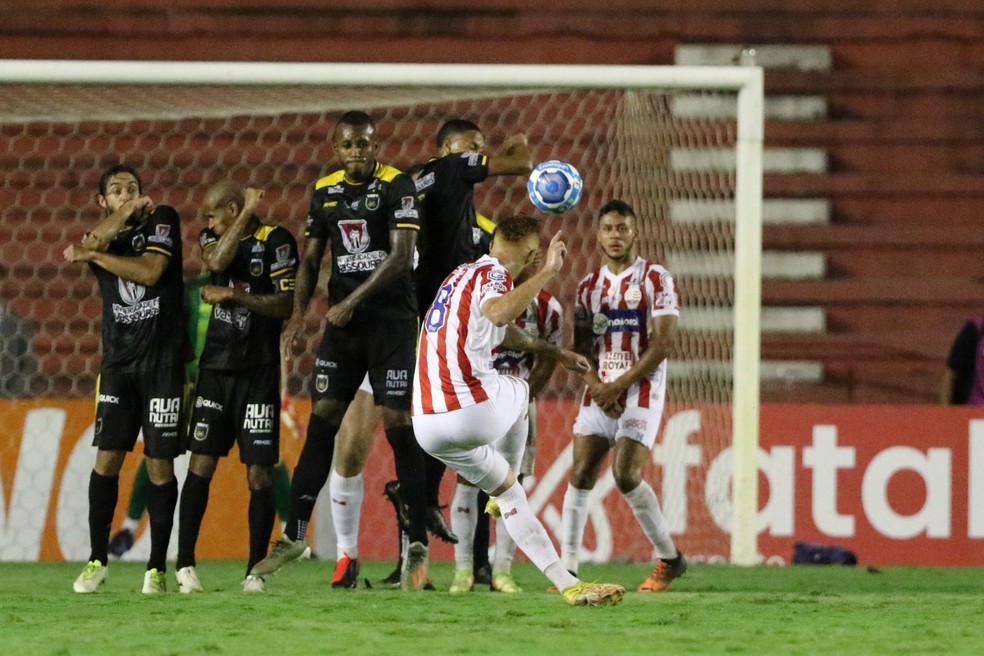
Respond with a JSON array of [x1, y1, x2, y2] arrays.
[[336, 250, 387, 274], [365, 193, 380, 211], [113, 278, 160, 324], [339, 219, 370, 254], [149, 397, 180, 428], [195, 396, 223, 411], [148, 224, 172, 246], [117, 279, 146, 305], [325, 185, 344, 195], [243, 403, 275, 433], [98, 394, 120, 404], [385, 369, 409, 391], [131, 232, 146, 251], [623, 417, 648, 431], [592, 313, 609, 335], [252, 242, 264, 253], [315, 359, 338, 369], [394, 195, 418, 220], [481, 281, 508, 295], [599, 309, 642, 333], [414, 171, 435, 192], [193, 422, 209, 441], [316, 374, 329, 393], [487, 269, 507, 282]]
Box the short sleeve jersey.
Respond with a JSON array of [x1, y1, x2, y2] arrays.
[[414, 152, 490, 310], [305, 163, 421, 322], [197, 224, 299, 371], [492, 290, 563, 381], [574, 256, 680, 385], [91, 205, 188, 372], [413, 254, 511, 415]]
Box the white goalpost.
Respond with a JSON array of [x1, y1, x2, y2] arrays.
[[0, 60, 762, 565]]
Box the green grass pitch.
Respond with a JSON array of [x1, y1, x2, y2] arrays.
[[4, 560, 984, 655]]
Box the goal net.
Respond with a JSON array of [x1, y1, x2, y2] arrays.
[[0, 61, 762, 565]]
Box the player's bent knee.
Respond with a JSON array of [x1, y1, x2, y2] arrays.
[[247, 464, 275, 490]]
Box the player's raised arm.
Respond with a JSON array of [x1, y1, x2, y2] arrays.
[[201, 186, 264, 273], [482, 230, 566, 327], [487, 134, 532, 177]]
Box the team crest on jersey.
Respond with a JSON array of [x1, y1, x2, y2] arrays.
[[250, 259, 264, 276], [365, 194, 380, 210], [315, 374, 329, 393], [338, 219, 370, 254], [592, 313, 610, 335], [131, 232, 145, 251], [193, 422, 209, 441], [624, 284, 642, 305], [276, 244, 291, 263], [117, 279, 146, 305], [156, 225, 170, 238]]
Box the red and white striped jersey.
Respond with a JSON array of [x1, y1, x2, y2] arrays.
[[575, 256, 679, 406], [413, 254, 512, 415], [492, 290, 563, 381]]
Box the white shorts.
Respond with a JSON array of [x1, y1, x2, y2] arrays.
[[413, 374, 529, 493], [572, 383, 665, 448]]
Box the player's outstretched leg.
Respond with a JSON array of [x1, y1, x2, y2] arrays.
[[250, 535, 308, 577]]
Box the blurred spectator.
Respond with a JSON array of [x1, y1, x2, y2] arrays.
[[941, 315, 984, 405], [0, 264, 38, 397]]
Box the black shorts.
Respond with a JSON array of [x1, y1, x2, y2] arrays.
[[188, 367, 280, 466], [313, 318, 417, 411], [93, 363, 185, 460]]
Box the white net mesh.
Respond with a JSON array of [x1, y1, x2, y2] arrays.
[[0, 80, 741, 563]]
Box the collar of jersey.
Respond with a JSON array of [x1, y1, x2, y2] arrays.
[[343, 162, 382, 186]]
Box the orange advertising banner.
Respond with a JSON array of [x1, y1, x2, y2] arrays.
[[1, 399, 982, 565]]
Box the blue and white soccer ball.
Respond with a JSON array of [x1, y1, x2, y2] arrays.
[[527, 160, 583, 214]]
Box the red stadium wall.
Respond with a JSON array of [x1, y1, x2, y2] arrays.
[[2, 400, 982, 566]]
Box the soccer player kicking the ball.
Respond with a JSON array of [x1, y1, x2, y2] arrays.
[[173, 183, 298, 594], [253, 111, 433, 590], [560, 200, 687, 592], [448, 245, 563, 594], [65, 164, 188, 594], [412, 215, 625, 607]]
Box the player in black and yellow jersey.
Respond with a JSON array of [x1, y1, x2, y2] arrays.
[[173, 182, 298, 595], [413, 119, 533, 556], [252, 111, 433, 590], [65, 164, 189, 595]]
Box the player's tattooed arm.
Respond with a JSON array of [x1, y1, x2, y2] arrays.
[[201, 285, 292, 319], [203, 188, 264, 273]]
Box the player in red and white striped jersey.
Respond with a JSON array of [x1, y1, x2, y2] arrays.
[[446, 249, 564, 593], [412, 215, 625, 606], [560, 199, 688, 592]]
